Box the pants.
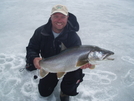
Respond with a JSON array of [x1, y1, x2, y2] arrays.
[[38, 69, 84, 97]]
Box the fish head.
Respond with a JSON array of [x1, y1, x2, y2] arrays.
[[88, 46, 114, 64]]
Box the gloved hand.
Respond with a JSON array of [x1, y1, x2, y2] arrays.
[[80, 63, 95, 69]]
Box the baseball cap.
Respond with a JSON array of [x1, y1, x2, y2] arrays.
[[51, 4, 68, 16]]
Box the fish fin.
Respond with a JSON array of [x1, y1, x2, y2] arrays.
[[89, 65, 95, 69], [39, 69, 49, 78], [57, 72, 66, 79], [61, 42, 66, 51], [76, 52, 90, 67], [76, 60, 89, 67]]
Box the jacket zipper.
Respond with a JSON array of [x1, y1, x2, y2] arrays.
[[53, 39, 56, 55]]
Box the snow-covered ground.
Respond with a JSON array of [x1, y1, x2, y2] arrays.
[[0, 0, 134, 101]]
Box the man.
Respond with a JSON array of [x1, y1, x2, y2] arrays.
[[25, 4, 92, 101]]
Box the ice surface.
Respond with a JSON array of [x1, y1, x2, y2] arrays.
[[0, 0, 134, 101]]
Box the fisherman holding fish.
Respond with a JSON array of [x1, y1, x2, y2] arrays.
[[25, 4, 93, 101]]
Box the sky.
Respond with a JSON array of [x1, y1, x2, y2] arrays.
[[0, 0, 134, 101]]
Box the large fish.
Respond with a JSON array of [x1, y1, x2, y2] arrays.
[[39, 45, 114, 78]]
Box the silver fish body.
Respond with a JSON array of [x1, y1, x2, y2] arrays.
[[39, 45, 114, 78]]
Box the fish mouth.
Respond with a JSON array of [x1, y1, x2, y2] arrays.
[[102, 52, 114, 60]]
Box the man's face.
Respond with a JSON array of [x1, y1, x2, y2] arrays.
[[51, 13, 68, 33]]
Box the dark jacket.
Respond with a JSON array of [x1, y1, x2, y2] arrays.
[[26, 13, 81, 71]]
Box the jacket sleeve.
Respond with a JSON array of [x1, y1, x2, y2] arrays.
[[72, 32, 81, 46], [25, 28, 41, 71], [67, 32, 82, 48]]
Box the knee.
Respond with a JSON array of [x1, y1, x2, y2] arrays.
[[61, 87, 78, 96], [61, 69, 85, 96], [38, 73, 59, 97], [39, 91, 51, 97], [38, 86, 54, 97]]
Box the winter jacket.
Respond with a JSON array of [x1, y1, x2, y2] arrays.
[[25, 13, 81, 71]]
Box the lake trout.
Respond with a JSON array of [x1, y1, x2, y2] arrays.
[[39, 45, 114, 78]]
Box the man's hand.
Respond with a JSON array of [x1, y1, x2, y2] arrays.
[[80, 63, 93, 69], [33, 57, 42, 69]]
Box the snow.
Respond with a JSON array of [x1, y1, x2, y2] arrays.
[[0, 0, 134, 101]]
